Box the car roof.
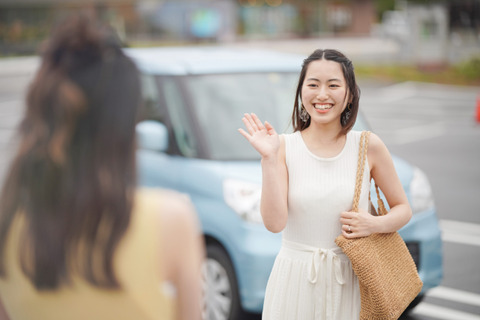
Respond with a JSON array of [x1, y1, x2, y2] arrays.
[[124, 46, 304, 75]]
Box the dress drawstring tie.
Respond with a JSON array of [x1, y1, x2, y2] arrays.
[[282, 239, 345, 320]]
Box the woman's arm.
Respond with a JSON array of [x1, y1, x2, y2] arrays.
[[259, 137, 289, 233], [161, 193, 204, 320], [340, 133, 412, 238], [239, 113, 289, 233], [368, 133, 412, 232]]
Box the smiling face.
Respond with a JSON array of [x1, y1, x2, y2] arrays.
[[301, 59, 350, 127]]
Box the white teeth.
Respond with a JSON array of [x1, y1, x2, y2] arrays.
[[314, 104, 333, 110]]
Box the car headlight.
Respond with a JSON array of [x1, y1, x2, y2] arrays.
[[410, 167, 435, 214], [223, 179, 263, 223]]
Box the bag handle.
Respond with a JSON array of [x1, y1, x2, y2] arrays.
[[352, 131, 388, 216]]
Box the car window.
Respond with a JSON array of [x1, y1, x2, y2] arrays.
[[185, 72, 298, 160], [161, 77, 199, 158], [154, 71, 371, 161], [140, 73, 162, 121]]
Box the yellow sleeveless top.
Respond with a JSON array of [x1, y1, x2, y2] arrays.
[[0, 188, 175, 320]]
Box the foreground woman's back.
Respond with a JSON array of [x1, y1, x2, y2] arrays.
[[1, 189, 174, 320]]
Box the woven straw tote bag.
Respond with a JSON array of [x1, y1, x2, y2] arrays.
[[335, 131, 423, 320]]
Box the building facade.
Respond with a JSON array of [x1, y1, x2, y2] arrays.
[[0, 0, 379, 55]]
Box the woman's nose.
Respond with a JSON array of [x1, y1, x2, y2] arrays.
[[316, 86, 329, 99]]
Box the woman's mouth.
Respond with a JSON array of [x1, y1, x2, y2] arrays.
[[314, 104, 333, 111]]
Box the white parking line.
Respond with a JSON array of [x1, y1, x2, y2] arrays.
[[392, 121, 446, 145], [0, 56, 39, 77], [376, 82, 417, 103], [440, 220, 480, 247], [412, 302, 480, 320], [427, 286, 480, 308], [379, 81, 480, 102], [442, 233, 480, 247], [0, 99, 24, 114]]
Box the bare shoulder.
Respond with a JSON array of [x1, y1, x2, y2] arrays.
[[157, 190, 199, 235], [366, 132, 393, 172], [159, 190, 193, 214], [367, 132, 388, 155], [153, 189, 202, 284]]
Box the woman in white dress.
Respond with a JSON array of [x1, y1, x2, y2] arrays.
[[238, 49, 412, 319]]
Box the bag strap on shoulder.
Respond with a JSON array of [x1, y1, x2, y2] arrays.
[[352, 131, 369, 212], [353, 131, 388, 216]]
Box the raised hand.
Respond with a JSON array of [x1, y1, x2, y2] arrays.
[[238, 113, 280, 159]]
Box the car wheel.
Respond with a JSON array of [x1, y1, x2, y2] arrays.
[[202, 244, 244, 320]]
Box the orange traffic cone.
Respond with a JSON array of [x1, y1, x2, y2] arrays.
[[477, 95, 480, 123]]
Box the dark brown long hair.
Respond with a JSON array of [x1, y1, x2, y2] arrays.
[[291, 49, 360, 135], [0, 13, 141, 290]]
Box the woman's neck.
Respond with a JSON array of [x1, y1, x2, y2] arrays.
[[300, 125, 347, 158], [302, 123, 344, 145]]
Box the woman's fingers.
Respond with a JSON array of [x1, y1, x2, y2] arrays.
[[241, 116, 256, 135], [245, 113, 260, 130], [250, 113, 265, 130], [340, 212, 357, 237], [342, 224, 352, 233], [342, 224, 362, 239], [247, 114, 264, 130], [238, 128, 251, 141], [340, 209, 374, 239], [342, 229, 355, 238], [239, 114, 280, 158], [340, 211, 357, 219], [264, 121, 277, 136], [340, 212, 355, 225], [241, 113, 270, 136]]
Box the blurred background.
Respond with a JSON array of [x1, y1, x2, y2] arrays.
[[1, 0, 480, 85], [0, 1, 479, 319], [0, 0, 479, 67], [1, 0, 480, 83]]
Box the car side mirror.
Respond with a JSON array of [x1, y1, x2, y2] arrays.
[[136, 120, 169, 152]]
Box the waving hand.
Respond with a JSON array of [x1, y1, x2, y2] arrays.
[[238, 113, 280, 159]]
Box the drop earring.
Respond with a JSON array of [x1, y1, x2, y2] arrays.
[[342, 103, 352, 126], [300, 106, 310, 122]]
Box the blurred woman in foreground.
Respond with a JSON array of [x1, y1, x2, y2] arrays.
[[0, 13, 203, 320]]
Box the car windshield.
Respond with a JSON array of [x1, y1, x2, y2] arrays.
[[184, 72, 368, 160]]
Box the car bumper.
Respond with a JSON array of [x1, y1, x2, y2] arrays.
[[399, 207, 443, 292]]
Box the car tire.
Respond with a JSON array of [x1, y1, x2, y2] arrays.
[[202, 244, 245, 320]]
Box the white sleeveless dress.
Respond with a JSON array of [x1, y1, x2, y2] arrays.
[[262, 130, 371, 320]]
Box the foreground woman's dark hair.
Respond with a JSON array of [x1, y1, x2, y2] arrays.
[[0, 13, 141, 290]]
